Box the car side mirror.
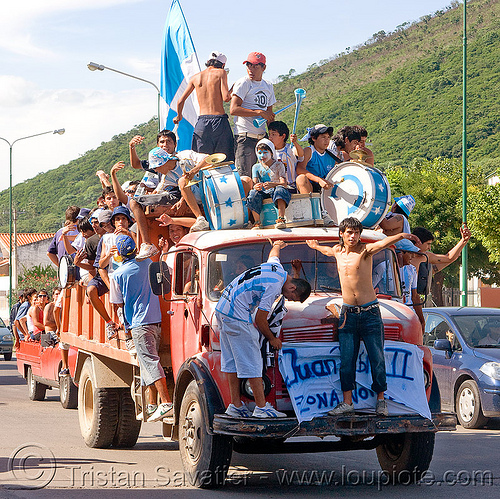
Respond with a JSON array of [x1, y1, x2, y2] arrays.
[[434, 338, 452, 358], [149, 260, 171, 296]]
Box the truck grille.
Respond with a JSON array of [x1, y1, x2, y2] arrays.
[[281, 325, 336, 343], [384, 324, 402, 341]]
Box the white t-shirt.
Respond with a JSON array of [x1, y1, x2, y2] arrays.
[[232, 77, 276, 135], [251, 160, 286, 184], [215, 256, 287, 323], [275, 144, 303, 186], [400, 264, 417, 305]]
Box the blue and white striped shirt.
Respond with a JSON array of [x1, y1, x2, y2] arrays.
[[215, 256, 287, 323]]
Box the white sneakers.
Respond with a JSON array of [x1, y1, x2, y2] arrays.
[[252, 402, 287, 418], [136, 243, 159, 261], [225, 403, 253, 418], [148, 402, 174, 422], [190, 216, 210, 232], [321, 210, 335, 227]]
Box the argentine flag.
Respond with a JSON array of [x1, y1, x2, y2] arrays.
[[160, 0, 201, 151]]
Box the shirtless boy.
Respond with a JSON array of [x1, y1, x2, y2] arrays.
[[174, 51, 234, 161], [306, 217, 421, 416]]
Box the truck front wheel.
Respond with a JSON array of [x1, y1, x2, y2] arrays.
[[179, 380, 232, 488], [376, 432, 435, 483], [59, 374, 78, 409], [78, 358, 119, 448], [27, 366, 47, 401]]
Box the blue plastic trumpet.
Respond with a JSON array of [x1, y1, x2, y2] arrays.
[[252, 101, 295, 128], [292, 88, 306, 134]]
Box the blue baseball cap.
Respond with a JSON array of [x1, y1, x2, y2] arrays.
[[395, 238, 421, 253], [115, 235, 136, 258], [110, 205, 134, 227]]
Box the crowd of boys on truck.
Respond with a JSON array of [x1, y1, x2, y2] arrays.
[[9, 50, 473, 488]]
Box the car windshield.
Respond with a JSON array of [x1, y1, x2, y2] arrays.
[[453, 314, 500, 348], [207, 242, 400, 300]]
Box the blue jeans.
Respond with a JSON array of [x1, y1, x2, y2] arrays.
[[247, 186, 291, 214], [338, 303, 387, 394]]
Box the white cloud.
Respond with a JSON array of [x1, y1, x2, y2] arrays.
[[0, 0, 145, 57], [0, 78, 155, 192]]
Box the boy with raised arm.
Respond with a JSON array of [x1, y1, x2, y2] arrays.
[[306, 217, 421, 416]]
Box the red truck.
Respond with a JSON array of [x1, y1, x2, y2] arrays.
[[60, 221, 456, 488], [16, 338, 78, 409]]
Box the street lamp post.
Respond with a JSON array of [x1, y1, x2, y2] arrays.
[[87, 62, 161, 132], [0, 129, 65, 309]]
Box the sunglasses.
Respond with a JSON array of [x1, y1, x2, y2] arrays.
[[38, 294, 48, 298], [125, 189, 136, 194]]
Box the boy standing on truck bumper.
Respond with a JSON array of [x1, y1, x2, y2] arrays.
[[307, 217, 422, 417], [215, 240, 311, 418], [109, 234, 173, 421]]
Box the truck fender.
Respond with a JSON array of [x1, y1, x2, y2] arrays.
[[171, 357, 225, 441], [74, 351, 133, 389]]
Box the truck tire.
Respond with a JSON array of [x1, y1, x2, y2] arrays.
[[27, 366, 47, 401], [179, 380, 232, 488], [376, 432, 435, 482], [455, 380, 488, 429], [112, 388, 142, 448], [78, 358, 119, 448], [59, 374, 78, 409], [4, 352, 12, 361]]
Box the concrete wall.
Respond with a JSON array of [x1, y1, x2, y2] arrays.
[[17, 238, 54, 274]]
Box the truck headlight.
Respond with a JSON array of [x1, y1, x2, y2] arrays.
[[2, 334, 13, 341], [479, 362, 500, 380]]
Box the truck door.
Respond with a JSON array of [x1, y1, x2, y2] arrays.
[[170, 250, 201, 367]]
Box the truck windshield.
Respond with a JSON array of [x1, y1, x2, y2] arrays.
[[207, 242, 400, 300]]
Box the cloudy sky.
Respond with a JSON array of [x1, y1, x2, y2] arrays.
[[0, 0, 454, 192]]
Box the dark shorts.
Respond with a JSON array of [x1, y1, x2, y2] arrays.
[[192, 114, 235, 162], [310, 180, 322, 193], [234, 135, 260, 178], [134, 189, 181, 207], [87, 274, 108, 296]]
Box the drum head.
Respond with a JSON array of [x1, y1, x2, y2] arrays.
[[321, 162, 391, 228], [58, 255, 76, 289]]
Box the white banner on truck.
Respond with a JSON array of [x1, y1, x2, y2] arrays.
[[278, 341, 432, 423]]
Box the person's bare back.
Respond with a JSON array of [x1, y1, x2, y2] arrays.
[[192, 67, 229, 115]]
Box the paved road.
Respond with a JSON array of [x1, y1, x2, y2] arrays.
[[1, 354, 499, 498]]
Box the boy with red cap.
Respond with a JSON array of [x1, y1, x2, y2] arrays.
[[230, 52, 276, 177]]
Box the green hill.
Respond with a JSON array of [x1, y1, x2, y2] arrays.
[[1, 0, 499, 233]]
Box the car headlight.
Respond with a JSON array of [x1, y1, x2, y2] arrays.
[[2, 334, 14, 342], [479, 362, 500, 380]]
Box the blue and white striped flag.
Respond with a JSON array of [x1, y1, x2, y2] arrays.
[[160, 0, 201, 151]]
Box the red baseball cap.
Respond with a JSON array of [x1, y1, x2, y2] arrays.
[[243, 52, 266, 65]]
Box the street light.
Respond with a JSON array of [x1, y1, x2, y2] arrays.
[[87, 61, 161, 131], [0, 128, 65, 310]]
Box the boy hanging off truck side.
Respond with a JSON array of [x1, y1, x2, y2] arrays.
[[306, 217, 422, 417]]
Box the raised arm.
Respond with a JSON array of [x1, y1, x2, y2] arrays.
[[306, 240, 336, 257], [269, 240, 286, 259], [428, 224, 471, 271], [366, 232, 420, 255], [110, 162, 129, 205], [129, 135, 145, 170]]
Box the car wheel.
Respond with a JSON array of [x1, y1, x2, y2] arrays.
[[27, 366, 47, 401], [456, 380, 488, 429]]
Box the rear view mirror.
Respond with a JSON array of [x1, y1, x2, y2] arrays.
[[149, 260, 171, 296]]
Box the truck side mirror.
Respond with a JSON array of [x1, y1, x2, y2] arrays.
[[149, 261, 171, 296], [433, 338, 453, 358]]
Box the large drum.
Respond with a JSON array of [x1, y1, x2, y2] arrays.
[[260, 193, 323, 228], [321, 162, 391, 228], [200, 163, 248, 230], [58, 255, 76, 289]]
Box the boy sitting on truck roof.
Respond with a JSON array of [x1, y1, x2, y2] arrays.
[[306, 218, 421, 417], [215, 240, 311, 418], [109, 234, 173, 422]]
